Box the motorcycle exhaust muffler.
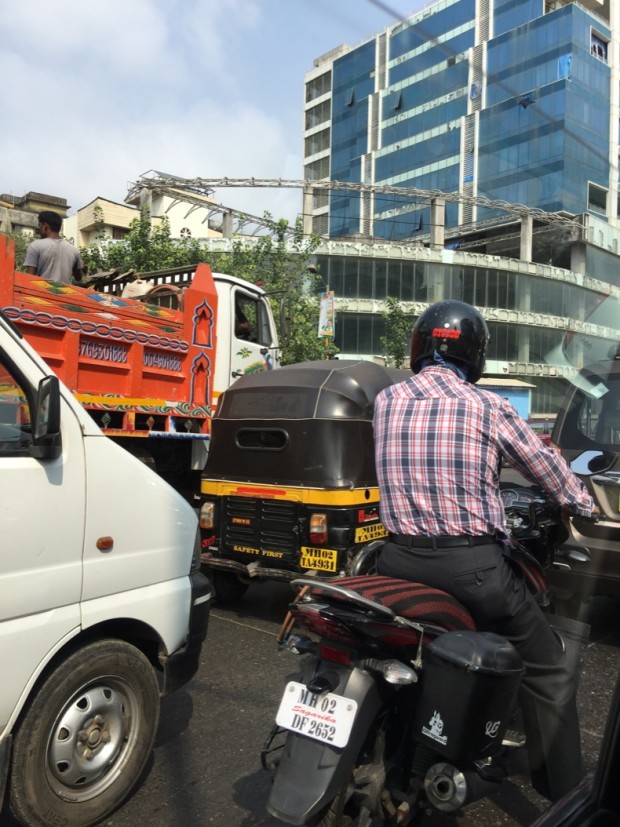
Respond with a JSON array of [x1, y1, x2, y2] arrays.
[[424, 762, 502, 812]]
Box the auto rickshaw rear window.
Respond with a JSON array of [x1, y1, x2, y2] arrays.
[[226, 390, 314, 419], [235, 428, 289, 450]]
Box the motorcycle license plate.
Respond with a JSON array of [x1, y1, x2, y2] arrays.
[[275, 681, 358, 748]]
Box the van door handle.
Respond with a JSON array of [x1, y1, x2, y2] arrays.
[[232, 371, 244, 378]]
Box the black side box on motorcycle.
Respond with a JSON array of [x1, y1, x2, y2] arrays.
[[413, 630, 524, 762]]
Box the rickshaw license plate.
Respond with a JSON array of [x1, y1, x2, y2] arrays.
[[300, 546, 338, 572], [354, 524, 388, 543], [275, 681, 358, 748]]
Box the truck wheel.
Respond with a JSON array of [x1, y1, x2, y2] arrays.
[[211, 571, 249, 603], [9, 639, 160, 827]]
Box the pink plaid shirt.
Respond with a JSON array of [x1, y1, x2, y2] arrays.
[[373, 366, 594, 537]]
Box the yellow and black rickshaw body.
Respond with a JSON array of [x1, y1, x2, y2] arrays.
[[200, 360, 408, 596]]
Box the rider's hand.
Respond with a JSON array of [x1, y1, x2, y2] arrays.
[[562, 505, 600, 523]]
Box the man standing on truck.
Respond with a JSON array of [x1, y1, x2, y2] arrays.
[[23, 210, 83, 284]]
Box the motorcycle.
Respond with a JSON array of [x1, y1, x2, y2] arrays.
[[261, 484, 591, 826]]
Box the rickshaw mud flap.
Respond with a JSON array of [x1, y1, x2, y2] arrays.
[[200, 554, 298, 582], [267, 665, 382, 825]]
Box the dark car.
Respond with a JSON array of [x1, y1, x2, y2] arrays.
[[549, 356, 620, 598]]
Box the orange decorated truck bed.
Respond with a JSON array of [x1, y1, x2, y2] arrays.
[[0, 234, 279, 497]]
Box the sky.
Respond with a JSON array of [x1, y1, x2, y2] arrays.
[[1, 0, 428, 224]]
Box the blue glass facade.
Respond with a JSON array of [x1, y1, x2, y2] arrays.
[[330, 42, 376, 237], [305, 0, 619, 414], [479, 5, 611, 214], [321, 0, 613, 240], [493, 0, 544, 39]]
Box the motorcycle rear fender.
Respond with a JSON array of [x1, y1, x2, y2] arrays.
[[267, 663, 382, 825]]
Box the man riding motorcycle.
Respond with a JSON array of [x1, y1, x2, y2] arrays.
[[373, 300, 597, 802]]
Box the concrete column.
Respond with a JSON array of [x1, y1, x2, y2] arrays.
[[302, 185, 314, 238], [139, 187, 152, 212], [520, 214, 533, 262], [222, 211, 233, 239], [430, 197, 445, 250], [570, 242, 587, 276], [0, 207, 11, 233]]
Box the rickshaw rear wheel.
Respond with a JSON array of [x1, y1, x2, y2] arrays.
[[210, 571, 250, 603]]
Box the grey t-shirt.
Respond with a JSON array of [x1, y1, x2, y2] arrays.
[[23, 238, 83, 284]]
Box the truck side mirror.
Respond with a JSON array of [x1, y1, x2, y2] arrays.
[[31, 375, 62, 459]]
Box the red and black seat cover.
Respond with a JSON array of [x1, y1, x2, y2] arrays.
[[312, 575, 476, 632]]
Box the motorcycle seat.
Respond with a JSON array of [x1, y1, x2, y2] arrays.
[[313, 575, 476, 631]]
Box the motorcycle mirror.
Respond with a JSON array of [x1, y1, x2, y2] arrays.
[[570, 450, 615, 476]]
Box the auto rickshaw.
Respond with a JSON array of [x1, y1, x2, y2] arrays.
[[199, 360, 408, 601]]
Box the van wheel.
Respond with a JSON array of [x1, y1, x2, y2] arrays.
[[211, 571, 250, 603], [9, 639, 160, 827]]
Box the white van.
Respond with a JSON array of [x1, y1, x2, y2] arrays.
[[0, 312, 212, 826]]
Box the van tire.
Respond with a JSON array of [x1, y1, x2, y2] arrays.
[[8, 639, 160, 827]]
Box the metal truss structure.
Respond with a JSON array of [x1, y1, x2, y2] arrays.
[[127, 174, 583, 242]]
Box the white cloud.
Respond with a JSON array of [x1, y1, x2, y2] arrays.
[[0, 0, 413, 222]]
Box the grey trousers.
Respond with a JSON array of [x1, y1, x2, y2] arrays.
[[377, 539, 582, 802]]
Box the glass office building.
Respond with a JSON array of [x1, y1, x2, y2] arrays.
[[303, 0, 620, 413]]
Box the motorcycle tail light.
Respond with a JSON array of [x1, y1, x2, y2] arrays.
[[200, 501, 215, 530], [309, 513, 328, 544], [290, 604, 357, 644], [319, 643, 352, 666]]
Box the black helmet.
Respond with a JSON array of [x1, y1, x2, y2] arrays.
[[410, 300, 489, 383]]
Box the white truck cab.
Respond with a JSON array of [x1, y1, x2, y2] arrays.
[[212, 272, 280, 397], [0, 311, 211, 826]]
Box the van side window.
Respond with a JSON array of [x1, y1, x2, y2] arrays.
[[0, 358, 32, 453]]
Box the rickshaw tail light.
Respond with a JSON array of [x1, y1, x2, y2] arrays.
[[309, 513, 328, 544], [200, 502, 215, 530]]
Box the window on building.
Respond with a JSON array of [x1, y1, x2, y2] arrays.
[[313, 214, 328, 236], [305, 157, 330, 181], [588, 183, 608, 215], [112, 227, 127, 240], [591, 31, 609, 63], [387, 91, 403, 112], [305, 100, 331, 131], [304, 128, 330, 157], [306, 71, 331, 103]]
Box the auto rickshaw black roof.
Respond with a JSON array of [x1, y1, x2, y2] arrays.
[[207, 360, 409, 488], [215, 360, 410, 421]]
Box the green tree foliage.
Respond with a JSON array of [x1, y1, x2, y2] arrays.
[[207, 214, 338, 364], [80, 205, 206, 274], [380, 296, 415, 368], [10, 231, 32, 270], [80, 206, 338, 364]]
